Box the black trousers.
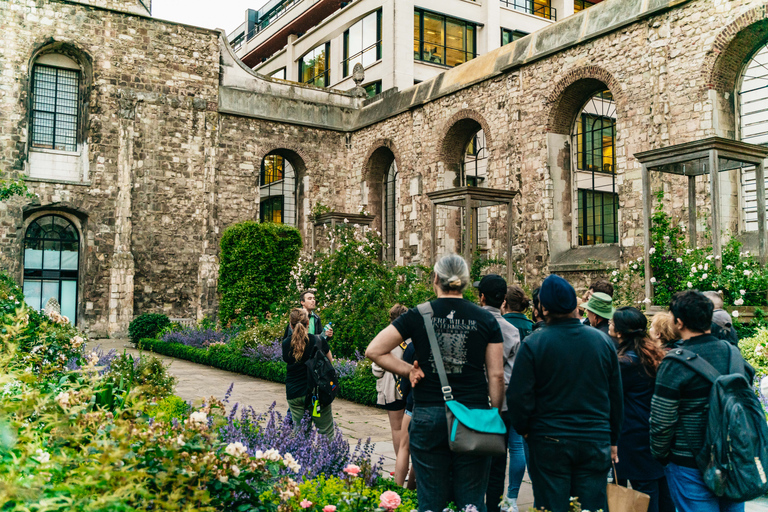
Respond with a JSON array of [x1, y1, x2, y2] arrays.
[[527, 436, 611, 512], [485, 409, 513, 512]]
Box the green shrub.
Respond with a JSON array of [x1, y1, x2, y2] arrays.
[[103, 352, 177, 401], [147, 395, 190, 422], [129, 313, 170, 344], [218, 221, 302, 322]]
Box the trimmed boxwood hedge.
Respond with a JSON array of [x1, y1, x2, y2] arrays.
[[137, 338, 377, 406]]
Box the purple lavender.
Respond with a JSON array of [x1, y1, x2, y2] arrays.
[[242, 340, 282, 362], [218, 400, 382, 482], [160, 326, 240, 347]]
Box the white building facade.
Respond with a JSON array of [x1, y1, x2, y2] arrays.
[[229, 0, 601, 95]]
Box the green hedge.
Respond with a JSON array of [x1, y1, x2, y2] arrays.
[[137, 338, 377, 406], [218, 221, 302, 322], [129, 313, 170, 344]]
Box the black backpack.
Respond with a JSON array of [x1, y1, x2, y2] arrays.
[[306, 337, 338, 406], [666, 345, 768, 501]]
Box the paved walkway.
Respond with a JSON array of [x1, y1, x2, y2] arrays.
[[89, 339, 768, 512], [91, 338, 534, 510]]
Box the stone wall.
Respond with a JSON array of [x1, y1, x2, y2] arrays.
[[2, 0, 768, 335]]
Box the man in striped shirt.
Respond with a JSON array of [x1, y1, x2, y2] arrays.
[[650, 290, 754, 512]]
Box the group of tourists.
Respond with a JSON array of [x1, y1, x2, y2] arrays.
[[282, 254, 762, 512]]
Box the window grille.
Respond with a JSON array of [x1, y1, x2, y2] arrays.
[[259, 153, 297, 226], [31, 65, 79, 152], [23, 215, 79, 324], [739, 42, 768, 231], [383, 161, 398, 261], [498, 0, 556, 21]]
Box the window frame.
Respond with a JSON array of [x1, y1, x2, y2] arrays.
[[413, 9, 477, 68], [260, 195, 284, 224], [299, 42, 331, 87], [343, 10, 383, 78], [30, 64, 81, 153], [577, 189, 618, 246], [500, 28, 528, 46], [269, 67, 287, 80], [363, 81, 382, 98]]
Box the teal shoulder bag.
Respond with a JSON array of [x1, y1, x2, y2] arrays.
[[416, 302, 507, 457]]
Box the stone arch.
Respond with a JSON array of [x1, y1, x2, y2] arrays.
[[703, 6, 768, 94], [438, 109, 494, 187], [546, 66, 624, 135], [362, 139, 402, 245], [257, 147, 307, 229]]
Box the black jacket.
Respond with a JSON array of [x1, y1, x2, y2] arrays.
[[507, 317, 624, 444]]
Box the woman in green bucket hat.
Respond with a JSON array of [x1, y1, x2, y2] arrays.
[[584, 292, 616, 344]]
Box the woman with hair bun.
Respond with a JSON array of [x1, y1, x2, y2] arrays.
[[609, 307, 674, 512], [366, 254, 505, 512]]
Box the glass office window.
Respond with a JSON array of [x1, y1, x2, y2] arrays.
[[343, 10, 382, 77], [414, 10, 476, 67], [364, 81, 382, 97], [501, 28, 528, 46], [299, 42, 330, 87]]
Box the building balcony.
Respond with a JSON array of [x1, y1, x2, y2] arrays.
[[500, 0, 556, 21]]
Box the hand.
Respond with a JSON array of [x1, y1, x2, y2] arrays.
[[326, 327, 334, 337], [611, 445, 619, 464], [409, 360, 425, 387]]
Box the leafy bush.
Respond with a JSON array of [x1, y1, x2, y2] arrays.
[[290, 225, 434, 357], [611, 190, 768, 309], [148, 395, 190, 422], [129, 313, 170, 344], [218, 221, 302, 322], [102, 352, 177, 401]]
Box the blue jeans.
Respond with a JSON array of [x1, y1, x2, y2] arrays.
[[409, 406, 492, 512], [506, 428, 527, 500], [665, 462, 745, 512]]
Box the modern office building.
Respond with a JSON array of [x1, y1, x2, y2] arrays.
[[229, 0, 602, 95]]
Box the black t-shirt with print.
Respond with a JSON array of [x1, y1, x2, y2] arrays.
[[392, 298, 503, 408], [282, 334, 330, 400]]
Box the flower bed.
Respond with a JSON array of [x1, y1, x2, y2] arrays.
[[138, 336, 378, 406]]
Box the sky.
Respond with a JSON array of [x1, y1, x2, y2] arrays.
[[151, 0, 265, 34]]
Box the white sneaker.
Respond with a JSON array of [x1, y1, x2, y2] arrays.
[[499, 497, 518, 512]]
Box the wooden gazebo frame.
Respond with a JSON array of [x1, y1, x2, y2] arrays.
[[427, 186, 519, 282], [635, 137, 768, 301]]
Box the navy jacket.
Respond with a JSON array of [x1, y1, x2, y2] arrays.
[[507, 317, 624, 444]]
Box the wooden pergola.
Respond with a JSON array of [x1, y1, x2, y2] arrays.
[[427, 186, 519, 282], [635, 137, 768, 301]]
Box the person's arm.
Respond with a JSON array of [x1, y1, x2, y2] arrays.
[[608, 350, 624, 462], [366, 325, 413, 379], [650, 362, 680, 463], [486, 341, 504, 410], [507, 342, 535, 436]]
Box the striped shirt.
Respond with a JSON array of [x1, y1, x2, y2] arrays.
[[650, 334, 754, 468]]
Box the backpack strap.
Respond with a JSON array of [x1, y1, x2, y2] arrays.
[[665, 348, 721, 384], [727, 343, 744, 376], [416, 302, 454, 402]]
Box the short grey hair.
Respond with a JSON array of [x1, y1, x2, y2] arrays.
[[702, 290, 724, 310], [433, 254, 470, 292]]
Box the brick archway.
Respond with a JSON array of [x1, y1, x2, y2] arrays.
[[546, 66, 624, 135], [703, 5, 768, 94], [438, 110, 494, 189], [362, 138, 402, 183], [362, 139, 402, 235]]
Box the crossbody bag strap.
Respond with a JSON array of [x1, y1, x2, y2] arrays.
[[416, 302, 454, 401], [666, 348, 721, 383]]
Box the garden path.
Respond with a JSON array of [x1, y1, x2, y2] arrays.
[[92, 338, 535, 509]]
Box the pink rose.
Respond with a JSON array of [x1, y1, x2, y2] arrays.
[[379, 490, 401, 510], [300, 499, 313, 509], [343, 464, 361, 476], [322, 506, 336, 512]]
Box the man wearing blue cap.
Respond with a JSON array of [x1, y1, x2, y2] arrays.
[[506, 274, 623, 512]]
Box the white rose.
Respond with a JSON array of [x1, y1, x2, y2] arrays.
[[726, 265, 734, 270], [189, 411, 207, 425], [55, 392, 71, 408], [704, 263, 709, 271], [702, 273, 708, 280], [218, 475, 229, 483], [632, 264, 638, 270], [706, 255, 713, 261], [676, 258, 683, 263], [734, 298, 744, 306], [34, 449, 50, 464], [231, 465, 241, 477], [226, 441, 247, 457], [732, 310, 740, 318], [745, 270, 752, 276], [650, 277, 656, 283], [687, 282, 693, 288], [740, 290, 746, 295], [649, 247, 656, 254]]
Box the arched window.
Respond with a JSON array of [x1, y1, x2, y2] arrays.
[[739, 43, 768, 231], [462, 129, 488, 249], [28, 50, 89, 182], [383, 161, 398, 261], [23, 215, 79, 324], [260, 152, 296, 225], [572, 90, 617, 245]]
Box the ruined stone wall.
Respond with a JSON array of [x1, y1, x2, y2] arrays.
[[0, 0, 219, 336]]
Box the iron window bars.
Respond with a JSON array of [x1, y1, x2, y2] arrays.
[[31, 65, 79, 152]]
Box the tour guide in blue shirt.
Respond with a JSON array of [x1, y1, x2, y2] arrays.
[[506, 274, 623, 512]]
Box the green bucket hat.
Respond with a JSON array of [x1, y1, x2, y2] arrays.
[[584, 292, 615, 320]]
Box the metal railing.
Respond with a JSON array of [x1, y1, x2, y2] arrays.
[[499, 0, 556, 21]]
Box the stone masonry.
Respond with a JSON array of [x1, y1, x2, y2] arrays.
[[0, 0, 766, 335]]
